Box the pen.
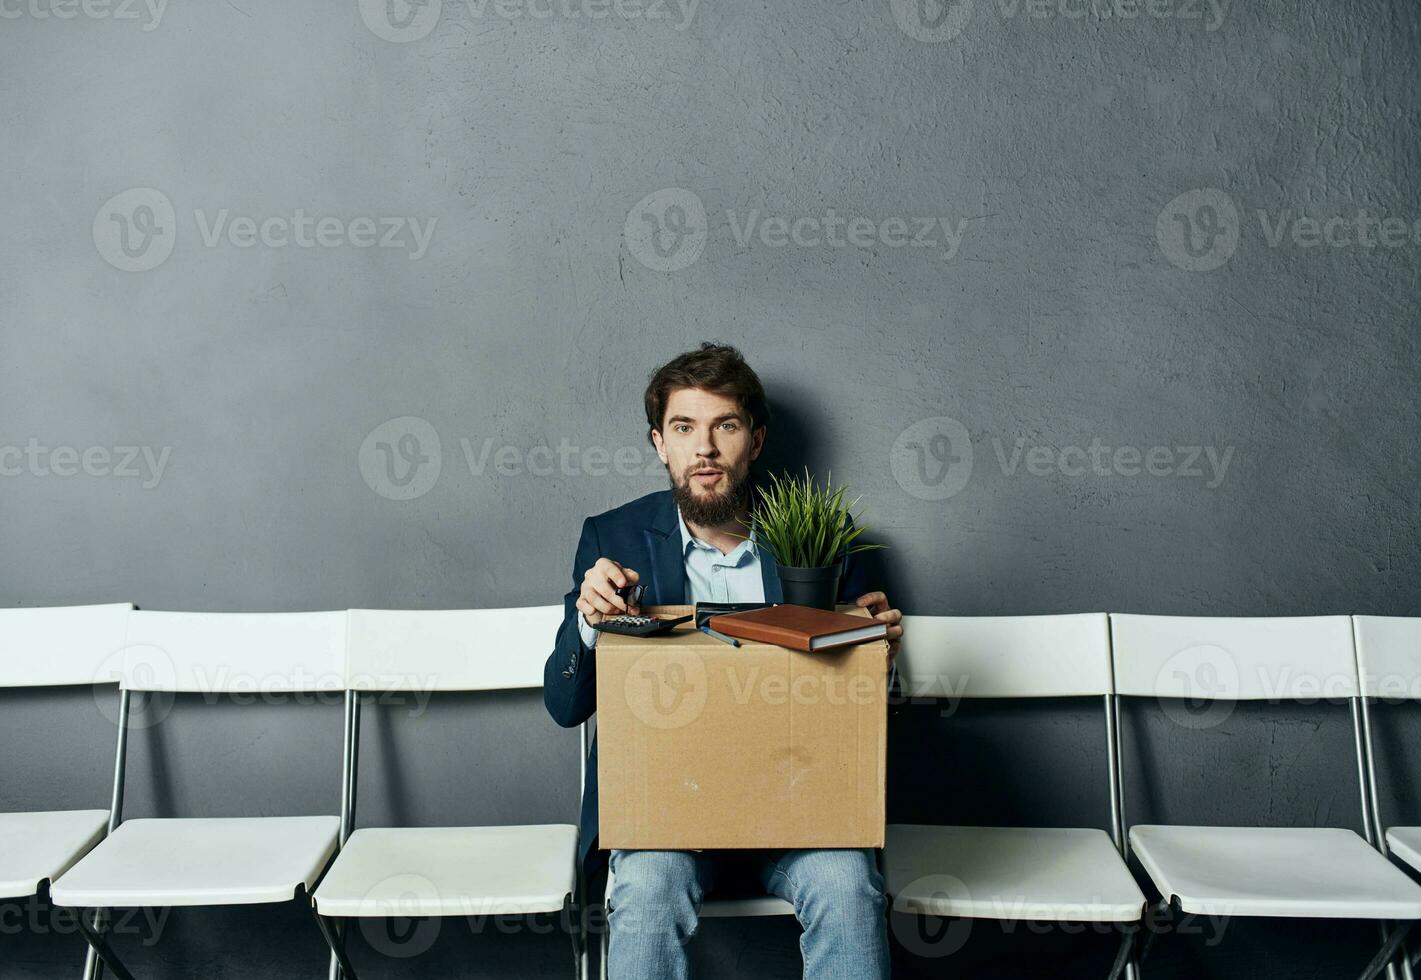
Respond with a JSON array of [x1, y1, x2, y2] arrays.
[[699, 624, 740, 648]]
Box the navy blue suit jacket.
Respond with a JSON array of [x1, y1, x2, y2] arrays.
[[543, 488, 869, 874]]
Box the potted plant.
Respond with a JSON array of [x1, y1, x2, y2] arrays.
[[745, 468, 885, 610]]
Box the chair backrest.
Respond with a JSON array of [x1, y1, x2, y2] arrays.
[[897, 613, 1113, 698], [1110, 614, 1358, 701], [1353, 616, 1421, 700], [120, 610, 348, 694], [345, 606, 563, 692], [0, 603, 134, 688]]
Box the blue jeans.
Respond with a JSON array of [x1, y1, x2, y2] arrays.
[[606, 847, 890, 980]]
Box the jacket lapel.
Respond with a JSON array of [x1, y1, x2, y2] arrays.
[[644, 492, 685, 605], [759, 547, 783, 603], [644, 489, 783, 604]]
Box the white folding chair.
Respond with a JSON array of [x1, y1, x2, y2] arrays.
[[311, 606, 583, 980], [48, 610, 348, 980], [883, 613, 1145, 979], [1111, 614, 1421, 980], [0, 602, 132, 980], [1354, 615, 1421, 979]]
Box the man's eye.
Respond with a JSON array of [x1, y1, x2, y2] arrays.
[[675, 425, 691, 434], [720, 422, 738, 431]]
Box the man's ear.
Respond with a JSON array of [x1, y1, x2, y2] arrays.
[[650, 427, 668, 465], [749, 425, 767, 462]]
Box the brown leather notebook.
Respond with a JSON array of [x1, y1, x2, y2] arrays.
[[707, 604, 888, 652]]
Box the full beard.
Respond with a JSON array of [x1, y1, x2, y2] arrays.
[[670, 465, 752, 527]]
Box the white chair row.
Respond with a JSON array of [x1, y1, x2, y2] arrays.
[[0, 603, 581, 980], [5, 606, 1421, 980], [889, 613, 1421, 980]]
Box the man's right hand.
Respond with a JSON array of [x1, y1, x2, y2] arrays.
[[577, 558, 641, 624]]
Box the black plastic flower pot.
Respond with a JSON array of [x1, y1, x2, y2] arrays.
[[776, 564, 841, 611]]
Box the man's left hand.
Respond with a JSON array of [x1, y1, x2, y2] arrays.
[[855, 591, 903, 660]]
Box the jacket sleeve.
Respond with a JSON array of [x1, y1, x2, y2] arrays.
[[544, 516, 601, 728], [835, 512, 873, 601], [836, 547, 871, 603]]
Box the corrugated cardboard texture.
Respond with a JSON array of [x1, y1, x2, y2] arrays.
[[597, 605, 887, 850]]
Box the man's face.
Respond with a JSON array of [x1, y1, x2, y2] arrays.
[[652, 387, 765, 525]]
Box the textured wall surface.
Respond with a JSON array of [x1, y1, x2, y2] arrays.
[[2, 0, 1419, 976]]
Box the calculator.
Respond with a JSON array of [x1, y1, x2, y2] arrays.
[[592, 613, 694, 637]]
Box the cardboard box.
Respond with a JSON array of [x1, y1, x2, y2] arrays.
[[596, 604, 888, 850]]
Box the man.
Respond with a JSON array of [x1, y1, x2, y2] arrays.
[[543, 343, 904, 979]]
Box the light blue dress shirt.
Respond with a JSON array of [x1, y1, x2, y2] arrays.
[[577, 506, 764, 648]]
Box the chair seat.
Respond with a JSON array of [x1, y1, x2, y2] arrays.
[[1386, 828, 1421, 874], [604, 869, 795, 918], [885, 825, 1146, 923], [1130, 825, 1421, 919], [0, 810, 109, 900], [313, 825, 578, 918], [49, 816, 339, 908]]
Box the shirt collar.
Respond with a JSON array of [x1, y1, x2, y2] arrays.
[[676, 506, 757, 558]]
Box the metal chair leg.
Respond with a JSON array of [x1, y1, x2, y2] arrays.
[[326, 918, 345, 980], [1133, 898, 1174, 972], [1107, 923, 1139, 980], [313, 909, 361, 980], [1362, 923, 1418, 980], [599, 916, 609, 980], [74, 909, 136, 980], [79, 907, 108, 980], [565, 895, 585, 980]]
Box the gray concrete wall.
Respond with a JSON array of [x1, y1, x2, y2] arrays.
[[2, 0, 1419, 976]]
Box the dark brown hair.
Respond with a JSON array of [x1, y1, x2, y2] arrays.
[[644, 343, 770, 443]]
